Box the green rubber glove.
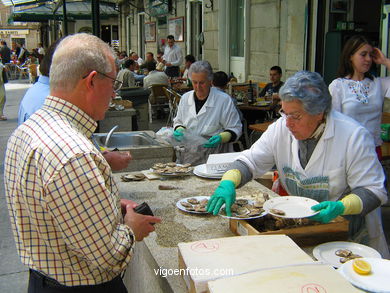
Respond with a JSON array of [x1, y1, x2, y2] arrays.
[[203, 134, 222, 148], [207, 180, 236, 216], [310, 201, 345, 223], [173, 127, 185, 141]]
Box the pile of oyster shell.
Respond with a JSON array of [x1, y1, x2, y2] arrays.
[[152, 162, 193, 175], [335, 249, 362, 264], [180, 197, 208, 213], [221, 198, 265, 218]]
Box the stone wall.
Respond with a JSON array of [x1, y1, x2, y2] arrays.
[[203, 1, 219, 70]]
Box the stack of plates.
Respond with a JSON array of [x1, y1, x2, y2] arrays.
[[193, 164, 224, 179]]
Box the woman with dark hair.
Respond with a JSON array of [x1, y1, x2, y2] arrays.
[[329, 35, 390, 159]]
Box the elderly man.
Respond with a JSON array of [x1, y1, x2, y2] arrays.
[[4, 33, 161, 292], [163, 35, 183, 78], [116, 58, 136, 89], [173, 60, 242, 165], [207, 71, 389, 258], [130, 52, 143, 68]]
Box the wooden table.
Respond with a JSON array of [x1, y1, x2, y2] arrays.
[[170, 81, 192, 94], [248, 121, 274, 133]]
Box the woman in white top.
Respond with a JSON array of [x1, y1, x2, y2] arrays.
[[329, 35, 390, 159]]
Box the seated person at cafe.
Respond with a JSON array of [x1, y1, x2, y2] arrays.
[[143, 62, 169, 89], [173, 60, 242, 166], [212, 71, 229, 92], [259, 65, 284, 100], [156, 52, 165, 71], [140, 52, 157, 72], [213, 71, 243, 121], [180, 54, 196, 81], [115, 59, 136, 88], [130, 52, 144, 68], [207, 71, 389, 258]]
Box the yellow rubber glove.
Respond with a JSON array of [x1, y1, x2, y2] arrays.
[[340, 193, 363, 215], [221, 169, 241, 187], [219, 131, 232, 143]]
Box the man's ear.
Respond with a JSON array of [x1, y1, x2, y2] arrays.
[[84, 71, 97, 90]]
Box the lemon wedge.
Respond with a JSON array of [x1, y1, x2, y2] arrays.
[[352, 259, 371, 275]]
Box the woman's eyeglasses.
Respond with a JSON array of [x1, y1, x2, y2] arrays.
[[278, 109, 303, 121]]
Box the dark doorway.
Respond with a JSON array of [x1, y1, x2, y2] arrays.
[[101, 25, 111, 44]]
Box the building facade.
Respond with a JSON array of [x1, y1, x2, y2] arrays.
[[118, 0, 386, 84]]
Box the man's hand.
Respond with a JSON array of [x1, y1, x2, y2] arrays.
[[124, 205, 161, 241], [120, 199, 137, 216], [103, 151, 132, 171]]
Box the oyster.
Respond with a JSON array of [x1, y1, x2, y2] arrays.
[[335, 249, 352, 257], [236, 207, 250, 215], [199, 199, 209, 206], [236, 199, 249, 206], [181, 201, 193, 208], [253, 201, 264, 208], [167, 162, 177, 167], [194, 205, 207, 212], [187, 198, 200, 205], [153, 163, 166, 169], [270, 208, 285, 216]]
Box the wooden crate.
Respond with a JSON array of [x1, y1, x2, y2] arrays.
[[230, 216, 349, 247]]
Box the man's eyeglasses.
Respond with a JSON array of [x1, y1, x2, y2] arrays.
[[278, 109, 303, 121], [82, 70, 123, 92]]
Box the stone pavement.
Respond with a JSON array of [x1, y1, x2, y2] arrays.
[[0, 80, 32, 293], [0, 80, 389, 293]]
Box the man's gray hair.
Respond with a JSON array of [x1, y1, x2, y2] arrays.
[[279, 71, 331, 115], [50, 33, 115, 92], [188, 60, 213, 81]]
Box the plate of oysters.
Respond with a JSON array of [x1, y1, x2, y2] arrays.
[[263, 196, 320, 219], [151, 162, 193, 177], [313, 241, 382, 268], [219, 198, 267, 220], [176, 196, 210, 214]]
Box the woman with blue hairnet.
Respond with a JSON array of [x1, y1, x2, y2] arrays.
[[207, 71, 389, 258]]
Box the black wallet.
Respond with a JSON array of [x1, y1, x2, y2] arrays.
[[134, 202, 154, 216]]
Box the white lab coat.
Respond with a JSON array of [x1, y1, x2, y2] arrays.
[[238, 110, 389, 257], [173, 87, 242, 165]]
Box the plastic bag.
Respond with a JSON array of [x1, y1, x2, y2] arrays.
[[156, 127, 208, 147], [156, 127, 211, 165]]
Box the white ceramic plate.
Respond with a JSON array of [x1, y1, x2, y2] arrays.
[[176, 196, 210, 214], [263, 196, 319, 218], [193, 164, 223, 179], [218, 200, 267, 220], [339, 257, 390, 292], [313, 241, 382, 268]]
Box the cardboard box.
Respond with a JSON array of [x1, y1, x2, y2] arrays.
[[205, 152, 242, 173], [230, 216, 349, 247], [208, 263, 361, 293], [178, 235, 315, 293]]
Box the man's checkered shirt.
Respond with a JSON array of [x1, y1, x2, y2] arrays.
[[4, 96, 135, 286]]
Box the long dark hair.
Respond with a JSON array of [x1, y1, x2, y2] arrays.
[[337, 35, 373, 80]]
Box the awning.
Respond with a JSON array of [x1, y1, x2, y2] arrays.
[[10, 1, 118, 22], [1, 0, 49, 7]]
